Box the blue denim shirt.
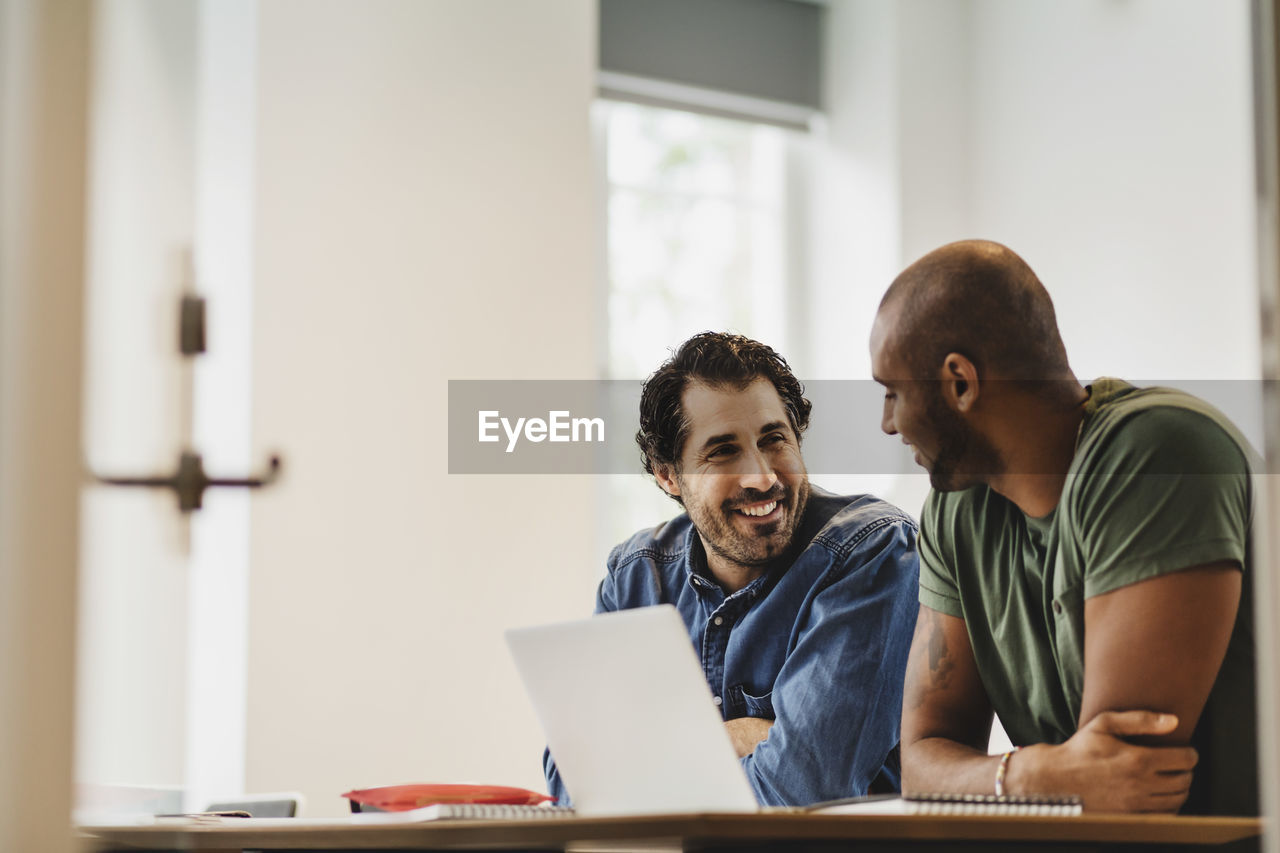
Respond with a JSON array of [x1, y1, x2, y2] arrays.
[[544, 487, 919, 807]]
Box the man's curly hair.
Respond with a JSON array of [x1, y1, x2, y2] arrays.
[[636, 332, 812, 500]]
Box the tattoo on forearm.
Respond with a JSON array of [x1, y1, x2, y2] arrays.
[[927, 610, 954, 685], [907, 608, 955, 709]]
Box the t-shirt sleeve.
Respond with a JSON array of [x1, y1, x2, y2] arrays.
[[918, 491, 965, 617], [1072, 406, 1251, 599]]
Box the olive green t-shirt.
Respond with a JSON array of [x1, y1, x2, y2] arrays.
[[919, 379, 1257, 816]]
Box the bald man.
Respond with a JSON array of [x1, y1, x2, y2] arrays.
[[869, 240, 1257, 815]]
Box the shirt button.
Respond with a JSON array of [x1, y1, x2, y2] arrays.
[[713, 616, 724, 626], [712, 696, 722, 706], [1052, 601, 1063, 615]]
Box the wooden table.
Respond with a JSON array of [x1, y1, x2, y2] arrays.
[[80, 811, 1265, 852]]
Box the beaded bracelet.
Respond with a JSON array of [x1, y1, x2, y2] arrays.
[[994, 746, 1021, 796]]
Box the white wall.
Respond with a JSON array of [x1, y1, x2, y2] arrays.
[[814, 0, 1259, 519], [246, 0, 598, 816], [817, 0, 1257, 375], [186, 0, 258, 810], [809, 0, 901, 384], [968, 0, 1257, 385]]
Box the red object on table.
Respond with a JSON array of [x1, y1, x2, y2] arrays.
[[342, 784, 554, 812]]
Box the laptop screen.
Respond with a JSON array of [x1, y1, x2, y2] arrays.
[[506, 605, 758, 815]]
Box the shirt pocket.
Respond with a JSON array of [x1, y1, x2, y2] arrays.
[[742, 688, 775, 719]]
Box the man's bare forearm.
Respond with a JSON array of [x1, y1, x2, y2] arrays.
[[909, 713, 1197, 813], [901, 606, 1002, 794], [902, 736, 1003, 795]]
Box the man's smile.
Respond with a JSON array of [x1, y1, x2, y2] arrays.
[[900, 439, 927, 469], [735, 499, 779, 519]]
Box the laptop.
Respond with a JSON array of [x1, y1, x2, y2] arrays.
[[504, 604, 759, 816]]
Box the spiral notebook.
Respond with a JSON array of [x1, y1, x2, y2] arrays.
[[812, 792, 1083, 817], [352, 803, 575, 822]]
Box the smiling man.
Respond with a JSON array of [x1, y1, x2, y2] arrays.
[[544, 332, 919, 807], [870, 240, 1257, 815]]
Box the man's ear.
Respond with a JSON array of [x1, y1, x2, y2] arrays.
[[653, 463, 681, 498], [940, 352, 980, 414]]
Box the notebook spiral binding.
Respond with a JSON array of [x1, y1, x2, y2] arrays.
[[425, 804, 576, 821], [905, 792, 1083, 816]]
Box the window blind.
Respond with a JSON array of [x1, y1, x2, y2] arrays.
[[599, 0, 823, 130]]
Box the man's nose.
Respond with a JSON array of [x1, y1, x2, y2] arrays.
[[881, 399, 897, 436], [738, 448, 778, 491]]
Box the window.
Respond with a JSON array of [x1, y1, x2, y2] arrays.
[[597, 99, 808, 552]]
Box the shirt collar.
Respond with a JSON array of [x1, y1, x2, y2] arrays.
[[682, 526, 772, 602]]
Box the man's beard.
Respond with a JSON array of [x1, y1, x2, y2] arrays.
[[687, 478, 811, 571], [924, 391, 1002, 492]]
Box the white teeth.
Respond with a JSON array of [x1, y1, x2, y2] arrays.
[[739, 501, 777, 517]]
